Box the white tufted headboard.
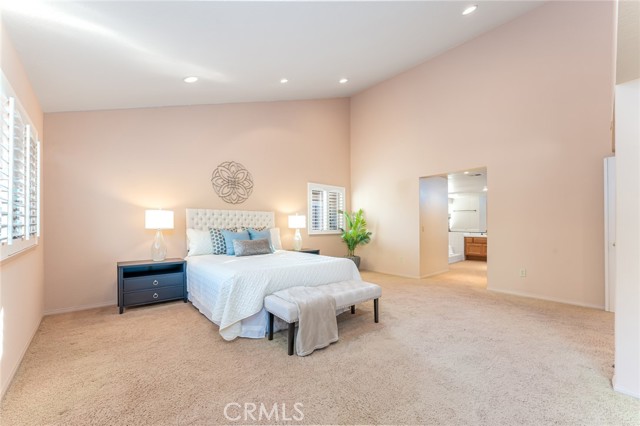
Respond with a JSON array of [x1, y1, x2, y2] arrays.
[[186, 209, 275, 231]]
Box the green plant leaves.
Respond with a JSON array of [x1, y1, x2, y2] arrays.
[[339, 208, 372, 257]]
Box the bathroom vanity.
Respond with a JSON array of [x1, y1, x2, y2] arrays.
[[464, 236, 487, 261]]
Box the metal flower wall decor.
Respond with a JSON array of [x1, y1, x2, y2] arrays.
[[211, 161, 254, 204]]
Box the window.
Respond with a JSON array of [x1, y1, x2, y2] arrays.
[[1, 73, 41, 261], [307, 183, 345, 234]]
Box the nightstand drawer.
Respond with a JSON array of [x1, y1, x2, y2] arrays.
[[123, 286, 184, 306], [123, 272, 183, 292], [117, 258, 186, 314]]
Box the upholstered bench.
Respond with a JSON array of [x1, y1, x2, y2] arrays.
[[264, 280, 382, 355]]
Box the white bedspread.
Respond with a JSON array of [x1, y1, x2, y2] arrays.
[[186, 251, 360, 340]]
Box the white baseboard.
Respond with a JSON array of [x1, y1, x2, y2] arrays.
[[420, 269, 450, 279], [613, 375, 640, 399], [1, 315, 42, 399], [360, 268, 421, 280], [488, 287, 604, 310], [44, 301, 114, 316]]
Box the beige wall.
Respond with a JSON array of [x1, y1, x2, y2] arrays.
[[350, 2, 615, 307], [43, 98, 350, 313], [616, 0, 640, 84], [0, 25, 45, 397]]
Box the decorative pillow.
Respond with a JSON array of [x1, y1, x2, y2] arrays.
[[233, 239, 273, 257], [221, 229, 250, 255], [209, 227, 236, 255], [186, 228, 213, 256], [269, 228, 283, 251], [241, 226, 267, 232], [247, 228, 271, 243]]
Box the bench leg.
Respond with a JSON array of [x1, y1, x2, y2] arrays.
[[374, 298, 379, 323], [268, 313, 274, 340], [287, 322, 295, 356], [351, 305, 355, 314]]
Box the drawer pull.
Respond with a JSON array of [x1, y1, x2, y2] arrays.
[[153, 280, 159, 286], [153, 293, 159, 299]]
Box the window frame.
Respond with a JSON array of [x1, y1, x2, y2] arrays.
[[1, 72, 41, 261], [307, 182, 345, 235]]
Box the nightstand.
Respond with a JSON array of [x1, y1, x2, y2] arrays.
[[289, 248, 320, 255], [117, 258, 187, 314]]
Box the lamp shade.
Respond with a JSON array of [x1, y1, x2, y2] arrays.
[[145, 210, 174, 230], [288, 214, 306, 229]]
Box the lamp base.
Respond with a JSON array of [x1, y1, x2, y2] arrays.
[[151, 230, 167, 261], [293, 229, 302, 251]]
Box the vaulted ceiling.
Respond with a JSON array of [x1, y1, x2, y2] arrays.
[[2, 1, 542, 112]]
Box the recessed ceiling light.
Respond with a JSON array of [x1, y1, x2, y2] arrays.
[[183, 76, 198, 83], [464, 171, 470, 175], [339, 78, 349, 84], [462, 5, 478, 15], [280, 78, 289, 84], [483, 186, 488, 192]]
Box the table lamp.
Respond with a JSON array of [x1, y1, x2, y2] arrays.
[[288, 214, 306, 251], [145, 209, 174, 261]]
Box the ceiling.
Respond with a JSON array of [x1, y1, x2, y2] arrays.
[[1, 1, 542, 113], [448, 167, 487, 195]]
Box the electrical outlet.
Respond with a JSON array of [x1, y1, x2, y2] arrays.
[[519, 268, 527, 278]]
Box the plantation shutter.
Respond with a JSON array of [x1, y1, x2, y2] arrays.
[[1, 72, 41, 260], [327, 189, 344, 231], [27, 125, 39, 237], [0, 95, 10, 244], [308, 183, 345, 234], [310, 189, 324, 232], [11, 103, 26, 242]]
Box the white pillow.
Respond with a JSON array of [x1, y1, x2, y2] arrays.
[[269, 227, 283, 251], [186, 228, 213, 256]]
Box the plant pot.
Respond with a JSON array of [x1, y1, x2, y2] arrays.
[[346, 255, 361, 269]]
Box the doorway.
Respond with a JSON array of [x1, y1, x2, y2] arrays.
[[419, 167, 488, 287]]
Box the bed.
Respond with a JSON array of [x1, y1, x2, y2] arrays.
[[185, 209, 361, 340]]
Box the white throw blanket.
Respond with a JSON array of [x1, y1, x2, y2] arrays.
[[275, 287, 338, 356]]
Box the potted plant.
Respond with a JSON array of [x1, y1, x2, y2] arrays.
[[339, 209, 372, 269]]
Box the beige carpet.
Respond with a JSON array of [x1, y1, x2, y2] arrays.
[[2, 262, 639, 425]]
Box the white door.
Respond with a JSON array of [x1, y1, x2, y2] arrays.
[[604, 156, 616, 312], [419, 176, 449, 277]]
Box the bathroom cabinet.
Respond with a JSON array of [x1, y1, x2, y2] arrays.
[[464, 237, 487, 261]]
